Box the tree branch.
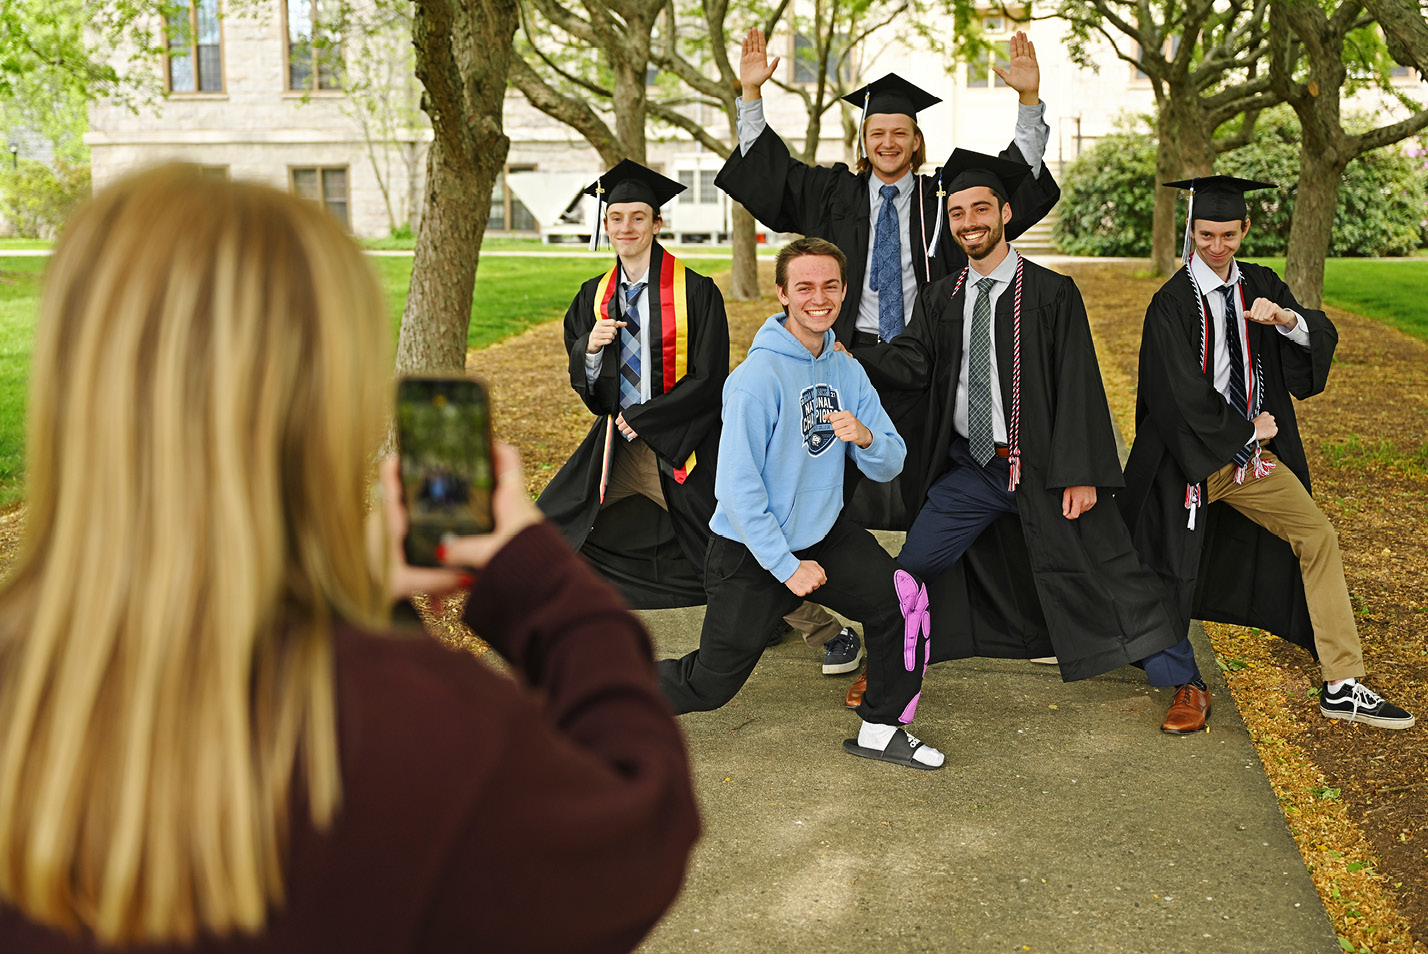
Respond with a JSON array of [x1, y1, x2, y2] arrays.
[[508, 55, 625, 163]]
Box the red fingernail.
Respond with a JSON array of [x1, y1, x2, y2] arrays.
[[435, 544, 447, 562], [457, 573, 475, 588]]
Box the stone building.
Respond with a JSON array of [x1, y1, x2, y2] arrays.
[[87, 1, 1423, 242]]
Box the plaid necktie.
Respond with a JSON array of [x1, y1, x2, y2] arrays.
[[968, 276, 998, 466], [870, 184, 904, 340], [1221, 284, 1256, 466], [619, 281, 646, 412]]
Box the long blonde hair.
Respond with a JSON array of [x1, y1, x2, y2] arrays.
[[0, 165, 391, 943]]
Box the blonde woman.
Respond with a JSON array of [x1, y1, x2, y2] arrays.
[[0, 166, 699, 951]]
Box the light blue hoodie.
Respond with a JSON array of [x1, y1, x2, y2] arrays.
[[710, 315, 905, 583]]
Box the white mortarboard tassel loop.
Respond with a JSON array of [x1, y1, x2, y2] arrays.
[[589, 176, 603, 252], [857, 94, 870, 159]]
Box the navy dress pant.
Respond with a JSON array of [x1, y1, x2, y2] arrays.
[[898, 439, 1020, 580]]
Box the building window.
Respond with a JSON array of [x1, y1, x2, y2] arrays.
[[292, 167, 349, 228], [967, 41, 1010, 88], [793, 33, 852, 84], [488, 167, 537, 232], [166, 0, 223, 93], [677, 170, 695, 196], [287, 0, 344, 91], [698, 170, 718, 204]]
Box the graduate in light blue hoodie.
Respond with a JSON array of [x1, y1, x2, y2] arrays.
[[656, 238, 946, 770]]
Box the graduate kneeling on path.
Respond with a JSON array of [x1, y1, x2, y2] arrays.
[[845, 150, 1183, 709], [656, 237, 944, 770], [1120, 176, 1415, 734]]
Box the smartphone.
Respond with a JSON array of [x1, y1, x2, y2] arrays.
[[395, 376, 496, 567]]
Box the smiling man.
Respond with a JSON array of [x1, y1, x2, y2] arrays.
[[715, 31, 1061, 542], [656, 238, 946, 770], [847, 150, 1182, 700], [1120, 176, 1414, 733], [538, 160, 730, 610]]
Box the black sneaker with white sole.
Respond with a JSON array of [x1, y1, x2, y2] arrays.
[[1320, 680, 1416, 729], [822, 627, 863, 675]]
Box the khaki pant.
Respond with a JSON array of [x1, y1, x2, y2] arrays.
[[1206, 453, 1364, 681], [604, 437, 668, 511], [783, 601, 844, 647]]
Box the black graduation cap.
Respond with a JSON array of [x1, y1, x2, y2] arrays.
[[1164, 175, 1276, 261], [1163, 175, 1277, 223], [842, 74, 942, 160], [940, 148, 1033, 202], [926, 148, 1033, 255], [841, 73, 943, 121], [582, 159, 686, 250]]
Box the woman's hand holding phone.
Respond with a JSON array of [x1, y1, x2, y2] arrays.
[[373, 443, 543, 602]]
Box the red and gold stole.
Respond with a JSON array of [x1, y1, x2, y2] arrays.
[[594, 243, 696, 501]]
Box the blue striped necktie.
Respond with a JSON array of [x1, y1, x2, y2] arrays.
[[870, 184, 904, 340], [619, 281, 646, 411]]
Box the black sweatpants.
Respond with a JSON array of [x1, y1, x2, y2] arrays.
[[657, 513, 930, 725]]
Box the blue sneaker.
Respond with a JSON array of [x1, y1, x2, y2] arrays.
[[822, 627, 863, 675]]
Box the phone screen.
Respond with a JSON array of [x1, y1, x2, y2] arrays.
[[396, 376, 495, 566]]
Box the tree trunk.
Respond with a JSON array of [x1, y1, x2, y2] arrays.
[[612, 59, 649, 164], [1284, 143, 1342, 308], [398, 0, 519, 375], [728, 200, 760, 301], [397, 147, 489, 372], [1151, 114, 1183, 278], [1152, 90, 1215, 276]]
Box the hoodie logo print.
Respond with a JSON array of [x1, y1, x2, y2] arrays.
[[800, 384, 842, 456]]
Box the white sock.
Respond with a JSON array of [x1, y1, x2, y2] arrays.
[[1328, 678, 1355, 692], [858, 721, 896, 749], [859, 721, 946, 768]]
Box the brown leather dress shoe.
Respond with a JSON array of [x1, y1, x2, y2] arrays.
[[844, 669, 867, 709], [1161, 684, 1211, 734]]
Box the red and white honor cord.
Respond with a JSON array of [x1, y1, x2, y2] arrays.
[[1182, 256, 1275, 529]]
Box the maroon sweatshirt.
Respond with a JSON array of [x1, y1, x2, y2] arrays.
[[0, 522, 701, 953]]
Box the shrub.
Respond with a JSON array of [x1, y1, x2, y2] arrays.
[[0, 160, 91, 239], [1053, 109, 1428, 258], [1051, 117, 1158, 257]]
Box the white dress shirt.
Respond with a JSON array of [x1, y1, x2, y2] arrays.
[[584, 263, 653, 403], [953, 248, 1021, 443], [1188, 254, 1309, 404], [734, 97, 1052, 335]]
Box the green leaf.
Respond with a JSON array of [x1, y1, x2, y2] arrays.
[[1339, 936, 1356, 951]]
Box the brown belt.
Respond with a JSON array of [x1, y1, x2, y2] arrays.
[[993, 445, 1011, 459]]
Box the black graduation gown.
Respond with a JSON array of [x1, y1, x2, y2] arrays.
[[1117, 262, 1337, 653], [714, 122, 1061, 529], [854, 258, 1183, 681], [713, 123, 1062, 343], [537, 243, 730, 609]]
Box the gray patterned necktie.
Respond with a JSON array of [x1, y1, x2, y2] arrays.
[[968, 277, 998, 465]]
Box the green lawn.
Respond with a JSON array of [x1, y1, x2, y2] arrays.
[[368, 255, 728, 350], [0, 253, 727, 508], [1244, 257, 1428, 341], [0, 253, 1421, 510], [0, 259, 47, 508]]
